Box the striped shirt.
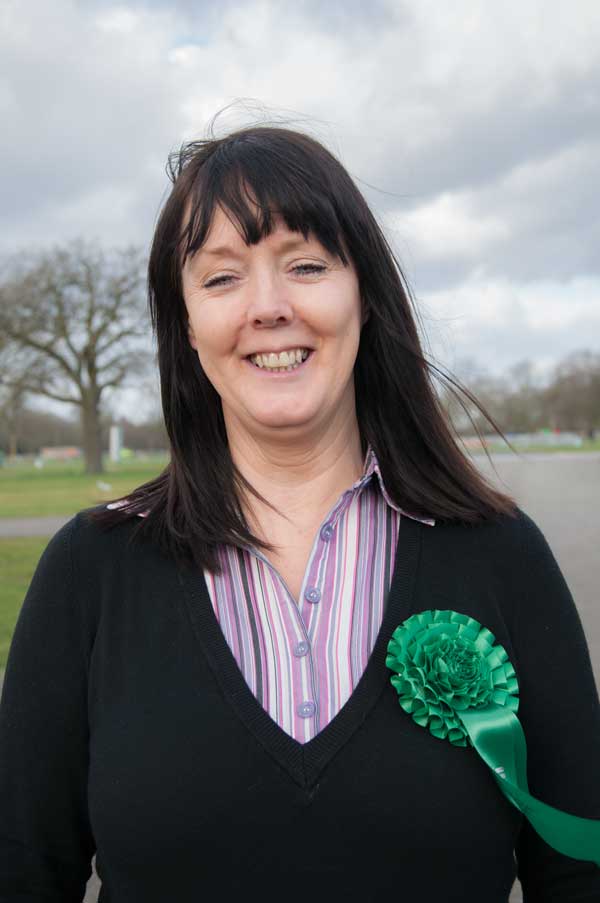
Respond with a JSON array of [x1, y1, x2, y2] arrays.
[[203, 445, 435, 744]]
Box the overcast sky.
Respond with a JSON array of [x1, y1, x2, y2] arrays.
[[2, 0, 599, 419]]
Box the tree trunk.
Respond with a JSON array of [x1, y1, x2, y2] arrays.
[[81, 394, 104, 474], [8, 430, 18, 458]]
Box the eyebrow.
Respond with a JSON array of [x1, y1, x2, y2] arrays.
[[199, 235, 314, 259]]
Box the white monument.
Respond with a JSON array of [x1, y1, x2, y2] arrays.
[[109, 424, 123, 463]]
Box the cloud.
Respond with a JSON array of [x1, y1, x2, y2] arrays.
[[384, 136, 600, 295], [0, 0, 178, 247], [422, 275, 600, 379], [1, 0, 599, 412], [390, 193, 510, 260]]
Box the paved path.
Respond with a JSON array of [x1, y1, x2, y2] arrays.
[[0, 515, 71, 538]]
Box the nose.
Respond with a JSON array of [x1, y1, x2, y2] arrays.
[[246, 270, 294, 328]]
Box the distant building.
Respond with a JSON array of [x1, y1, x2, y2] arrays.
[[39, 446, 82, 460]]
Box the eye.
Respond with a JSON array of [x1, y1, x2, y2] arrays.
[[204, 273, 235, 288], [292, 263, 327, 276], [204, 263, 326, 289]]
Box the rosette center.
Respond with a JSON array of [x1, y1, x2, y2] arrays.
[[445, 639, 483, 683]]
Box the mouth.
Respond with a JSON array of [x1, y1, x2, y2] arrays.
[[244, 348, 314, 376]]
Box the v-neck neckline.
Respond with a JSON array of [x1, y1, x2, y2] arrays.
[[177, 514, 422, 789]]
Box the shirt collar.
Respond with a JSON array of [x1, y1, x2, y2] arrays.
[[112, 444, 435, 527], [352, 444, 435, 526]]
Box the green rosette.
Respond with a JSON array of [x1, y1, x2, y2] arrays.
[[386, 610, 600, 865]]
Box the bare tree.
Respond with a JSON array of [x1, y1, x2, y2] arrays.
[[500, 359, 545, 434], [0, 240, 151, 473], [0, 341, 29, 458], [543, 350, 600, 437], [0, 402, 82, 455], [437, 356, 509, 436], [438, 350, 600, 439]]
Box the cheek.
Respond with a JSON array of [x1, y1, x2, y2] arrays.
[[314, 286, 362, 342], [187, 308, 241, 363]]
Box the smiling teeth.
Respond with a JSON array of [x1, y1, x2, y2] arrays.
[[250, 348, 310, 369]]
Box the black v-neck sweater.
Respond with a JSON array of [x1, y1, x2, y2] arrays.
[[1, 507, 600, 902]]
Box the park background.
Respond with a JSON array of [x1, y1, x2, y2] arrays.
[[1, 2, 599, 901]]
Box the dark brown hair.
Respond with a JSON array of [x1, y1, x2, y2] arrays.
[[92, 122, 518, 572]]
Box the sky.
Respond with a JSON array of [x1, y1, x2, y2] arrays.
[[2, 0, 599, 420]]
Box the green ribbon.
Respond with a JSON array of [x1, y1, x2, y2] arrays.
[[385, 609, 600, 865]]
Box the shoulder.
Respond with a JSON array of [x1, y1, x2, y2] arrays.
[[417, 506, 565, 628], [54, 503, 138, 546], [32, 506, 178, 627], [424, 505, 550, 563], [42, 505, 159, 578]]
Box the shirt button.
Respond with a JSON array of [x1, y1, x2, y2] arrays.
[[304, 587, 321, 604], [293, 641, 309, 657], [320, 523, 334, 542], [297, 701, 316, 718]]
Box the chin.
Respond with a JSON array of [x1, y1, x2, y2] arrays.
[[255, 413, 314, 429], [249, 405, 317, 429]]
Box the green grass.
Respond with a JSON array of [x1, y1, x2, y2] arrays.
[[0, 455, 168, 518], [469, 438, 600, 456], [0, 537, 50, 670]]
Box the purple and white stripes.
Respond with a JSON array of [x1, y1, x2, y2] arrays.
[[203, 446, 435, 744]]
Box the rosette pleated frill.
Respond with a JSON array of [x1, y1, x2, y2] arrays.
[[386, 609, 600, 865]]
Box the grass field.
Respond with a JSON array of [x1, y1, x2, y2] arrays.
[[0, 457, 168, 670], [2, 442, 599, 520], [0, 455, 168, 518], [0, 537, 49, 670]]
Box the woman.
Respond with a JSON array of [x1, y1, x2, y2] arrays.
[[1, 124, 599, 902]]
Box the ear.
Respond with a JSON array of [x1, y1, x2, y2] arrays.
[[361, 305, 370, 327], [187, 320, 198, 351]]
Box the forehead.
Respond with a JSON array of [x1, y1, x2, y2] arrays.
[[188, 206, 318, 265], [178, 174, 352, 274]]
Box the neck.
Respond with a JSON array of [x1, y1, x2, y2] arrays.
[[224, 410, 365, 538]]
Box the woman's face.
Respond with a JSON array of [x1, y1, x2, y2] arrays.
[[181, 204, 364, 443]]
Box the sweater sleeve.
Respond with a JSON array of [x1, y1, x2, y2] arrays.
[[0, 517, 95, 901], [512, 511, 600, 901]]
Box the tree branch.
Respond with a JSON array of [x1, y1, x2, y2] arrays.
[[14, 383, 81, 405], [0, 326, 79, 383], [51, 285, 82, 370], [97, 326, 143, 357], [99, 365, 130, 391]]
